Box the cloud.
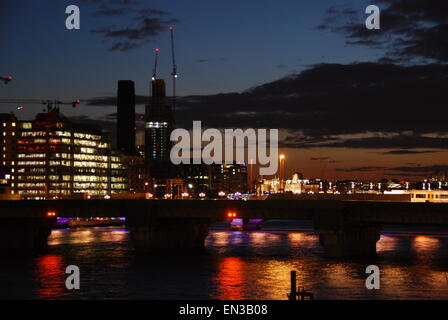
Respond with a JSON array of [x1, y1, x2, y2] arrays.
[[318, 0, 448, 63], [86, 62, 448, 150], [382, 150, 440, 155], [336, 166, 385, 172], [275, 64, 288, 69], [86, 95, 147, 106], [87, 2, 179, 51], [387, 164, 448, 174], [92, 8, 132, 17], [310, 157, 331, 161]]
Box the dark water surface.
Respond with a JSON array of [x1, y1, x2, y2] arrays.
[[1, 220, 448, 300]]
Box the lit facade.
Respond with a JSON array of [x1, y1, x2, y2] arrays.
[[0, 114, 18, 195], [13, 111, 128, 199], [145, 79, 174, 178]]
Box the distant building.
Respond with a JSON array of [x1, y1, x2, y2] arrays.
[[117, 80, 136, 155], [258, 172, 319, 195], [145, 79, 174, 179], [170, 162, 248, 198], [166, 177, 186, 199], [284, 172, 305, 194], [176, 163, 211, 196], [126, 154, 148, 193], [210, 163, 248, 194], [13, 110, 128, 199]]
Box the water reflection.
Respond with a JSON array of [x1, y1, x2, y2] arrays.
[[3, 226, 448, 299], [214, 257, 244, 300], [35, 255, 67, 300]]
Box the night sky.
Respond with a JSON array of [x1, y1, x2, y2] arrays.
[[1, 0, 447, 180]]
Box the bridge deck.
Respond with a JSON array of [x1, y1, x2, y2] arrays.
[[0, 199, 448, 225]]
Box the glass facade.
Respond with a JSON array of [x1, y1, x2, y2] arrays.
[[12, 113, 128, 199]]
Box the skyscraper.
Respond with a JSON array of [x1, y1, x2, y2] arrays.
[[117, 80, 136, 155], [145, 79, 174, 179]]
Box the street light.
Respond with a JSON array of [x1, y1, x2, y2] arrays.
[[279, 154, 286, 192]]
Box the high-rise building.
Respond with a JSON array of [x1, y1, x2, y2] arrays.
[[117, 80, 136, 155], [13, 110, 128, 199], [145, 79, 174, 179], [0, 114, 18, 195]]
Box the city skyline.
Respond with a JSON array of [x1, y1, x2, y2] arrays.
[[1, 0, 447, 180], [2, 0, 448, 305]]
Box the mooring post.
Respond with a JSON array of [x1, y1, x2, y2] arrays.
[[289, 270, 297, 301]]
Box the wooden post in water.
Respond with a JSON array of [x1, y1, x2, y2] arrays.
[[289, 270, 297, 301]]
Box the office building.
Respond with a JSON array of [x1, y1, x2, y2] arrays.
[[0, 114, 18, 195], [13, 110, 128, 199]]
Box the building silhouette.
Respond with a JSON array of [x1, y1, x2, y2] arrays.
[[117, 80, 136, 155]]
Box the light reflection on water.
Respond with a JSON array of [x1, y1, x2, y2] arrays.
[[1, 224, 448, 300]]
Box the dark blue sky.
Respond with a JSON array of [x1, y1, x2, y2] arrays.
[[1, 1, 378, 108], [2, 0, 447, 180]]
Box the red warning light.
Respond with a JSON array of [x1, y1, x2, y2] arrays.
[[156, 48, 160, 52], [7, 76, 12, 81], [169, 26, 173, 30], [46, 211, 57, 218], [75, 99, 81, 104], [227, 211, 237, 218]]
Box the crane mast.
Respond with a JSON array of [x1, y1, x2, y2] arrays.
[[152, 48, 159, 81], [169, 26, 178, 112]]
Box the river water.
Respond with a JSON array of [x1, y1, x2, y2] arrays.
[[1, 220, 448, 300]]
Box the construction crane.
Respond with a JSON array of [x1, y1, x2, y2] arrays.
[[1, 75, 12, 84], [152, 48, 159, 81], [169, 26, 178, 111], [0, 99, 81, 112]]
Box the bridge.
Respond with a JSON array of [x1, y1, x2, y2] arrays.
[[1, 199, 448, 257]]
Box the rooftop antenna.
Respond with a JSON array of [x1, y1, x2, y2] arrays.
[[152, 48, 159, 81], [169, 26, 178, 112]]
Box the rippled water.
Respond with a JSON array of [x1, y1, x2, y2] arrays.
[[1, 221, 448, 300]]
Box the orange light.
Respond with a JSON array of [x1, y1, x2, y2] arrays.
[[227, 211, 238, 218], [46, 211, 57, 217]]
